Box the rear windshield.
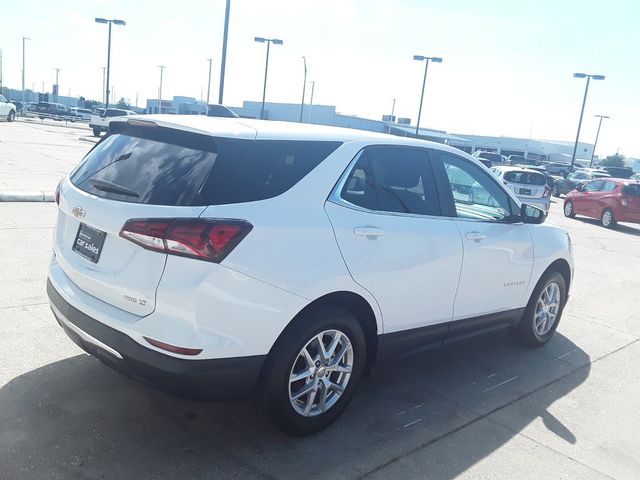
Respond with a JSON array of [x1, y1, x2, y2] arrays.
[[479, 152, 502, 162], [70, 125, 341, 206], [503, 171, 546, 185]]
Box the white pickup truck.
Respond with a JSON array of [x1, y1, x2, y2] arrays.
[[89, 108, 136, 136]]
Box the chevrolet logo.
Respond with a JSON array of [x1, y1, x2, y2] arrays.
[[72, 206, 86, 219]]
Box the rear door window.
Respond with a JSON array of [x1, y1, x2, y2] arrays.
[[339, 146, 441, 216]]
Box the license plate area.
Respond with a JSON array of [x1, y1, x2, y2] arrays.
[[72, 223, 106, 263], [519, 188, 532, 195]]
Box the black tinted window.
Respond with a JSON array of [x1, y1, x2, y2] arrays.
[[201, 140, 341, 205], [623, 184, 640, 196], [340, 147, 440, 216], [504, 171, 546, 185], [72, 129, 339, 206], [71, 126, 218, 206]]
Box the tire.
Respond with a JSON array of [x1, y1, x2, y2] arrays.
[[512, 271, 567, 347], [7, 110, 15, 122], [563, 200, 575, 218], [261, 306, 366, 436], [92, 127, 101, 137], [552, 185, 560, 197], [600, 208, 616, 228]]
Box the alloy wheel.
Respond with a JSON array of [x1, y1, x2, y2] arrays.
[[535, 282, 560, 336], [288, 329, 354, 417]]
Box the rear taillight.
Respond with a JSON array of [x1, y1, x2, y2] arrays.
[[543, 186, 551, 197], [120, 218, 252, 263]]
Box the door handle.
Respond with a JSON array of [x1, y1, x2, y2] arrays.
[[465, 231, 486, 241], [354, 227, 385, 237]]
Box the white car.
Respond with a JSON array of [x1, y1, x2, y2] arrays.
[[89, 108, 136, 136], [48, 116, 573, 435], [491, 165, 551, 213], [0, 95, 17, 122], [71, 107, 93, 121]]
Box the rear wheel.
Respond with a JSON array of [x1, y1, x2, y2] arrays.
[[601, 208, 616, 228], [552, 185, 560, 197], [7, 110, 15, 122], [261, 306, 366, 436], [564, 200, 575, 218], [512, 271, 566, 347], [92, 127, 101, 137]]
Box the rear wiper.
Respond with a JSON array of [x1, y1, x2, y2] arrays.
[[88, 178, 139, 198]]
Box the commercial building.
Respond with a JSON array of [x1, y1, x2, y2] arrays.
[[146, 96, 208, 115]]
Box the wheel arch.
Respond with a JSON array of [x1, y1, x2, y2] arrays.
[[542, 258, 572, 297], [261, 291, 380, 380]]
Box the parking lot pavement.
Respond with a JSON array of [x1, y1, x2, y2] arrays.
[[1, 198, 639, 479], [0, 120, 93, 192]]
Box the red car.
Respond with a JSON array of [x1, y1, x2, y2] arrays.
[[563, 178, 640, 227]]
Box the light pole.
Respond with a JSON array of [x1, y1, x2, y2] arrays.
[[570, 72, 605, 171], [308, 80, 315, 123], [413, 55, 443, 137], [157, 65, 166, 114], [590, 114, 610, 167], [101, 67, 106, 104], [206, 58, 213, 114], [54, 68, 60, 101], [254, 36, 283, 120], [22, 37, 30, 102], [299, 56, 307, 122], [218, 0, 231, 104], [95, 18, 125, 110]]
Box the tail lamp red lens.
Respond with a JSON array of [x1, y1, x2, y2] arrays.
[[143, 337, 203, 356], [120, 218, 252, 263]]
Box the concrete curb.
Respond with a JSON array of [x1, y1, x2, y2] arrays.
[[0, 191, 55, 202]]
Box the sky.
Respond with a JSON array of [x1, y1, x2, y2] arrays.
[[1, 0, 638, 158]]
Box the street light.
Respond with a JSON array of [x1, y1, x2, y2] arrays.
[[22, 37, 30, 102], [157, 66, 166, 114], [590, 114, 610, 167], [570, 72, 605, 171], [95, 17, 126, 109], [54, 68, 60, 101], [206, 58, 213, 115], [254, 36, 284, 120], [299, 56, 307, 122], [413, 55, 443, 137], [218, 0, 231, 104]]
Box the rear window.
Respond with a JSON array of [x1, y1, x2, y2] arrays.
[[503, 171, 546, 185], [71, 125, 341, 206], [623, 184, 640, 196]]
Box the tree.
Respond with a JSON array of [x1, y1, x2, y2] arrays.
[[116, 97, 130, 109], [601, 153, 625, 168]]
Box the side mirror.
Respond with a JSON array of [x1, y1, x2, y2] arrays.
[[521, 204, 546, 224], [575, 183, 585, 192]]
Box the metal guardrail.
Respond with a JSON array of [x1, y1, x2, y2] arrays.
[[18, 110, 90, 125]]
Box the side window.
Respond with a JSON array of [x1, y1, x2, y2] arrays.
[[438, 152, 511, 221], [602, 181, 616, 192], [584, 180, 604, 192], [340, 146, 440, 216]]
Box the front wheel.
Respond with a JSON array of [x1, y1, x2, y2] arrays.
[[7, 110, 15, 122], [261, 306, 366, 436], [601, 208, 616, 228], [512, 271, 566, 347], [564, 201, 575, 218], [552, 185, 560, 197], [92, 127, 101, 137]]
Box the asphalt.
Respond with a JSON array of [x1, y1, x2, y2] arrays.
[[0, 123, 639, 479]]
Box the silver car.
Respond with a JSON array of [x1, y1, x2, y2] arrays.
[[490, 166, 551, 213]]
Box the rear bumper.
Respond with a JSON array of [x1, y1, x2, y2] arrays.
[[47, 279, 266, 401]]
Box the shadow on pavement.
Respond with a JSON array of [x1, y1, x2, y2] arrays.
[[0, 330, 590, 480], [571, 216, 640, 236]]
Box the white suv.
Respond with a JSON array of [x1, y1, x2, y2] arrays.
[[48, 116, 573, 435]]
